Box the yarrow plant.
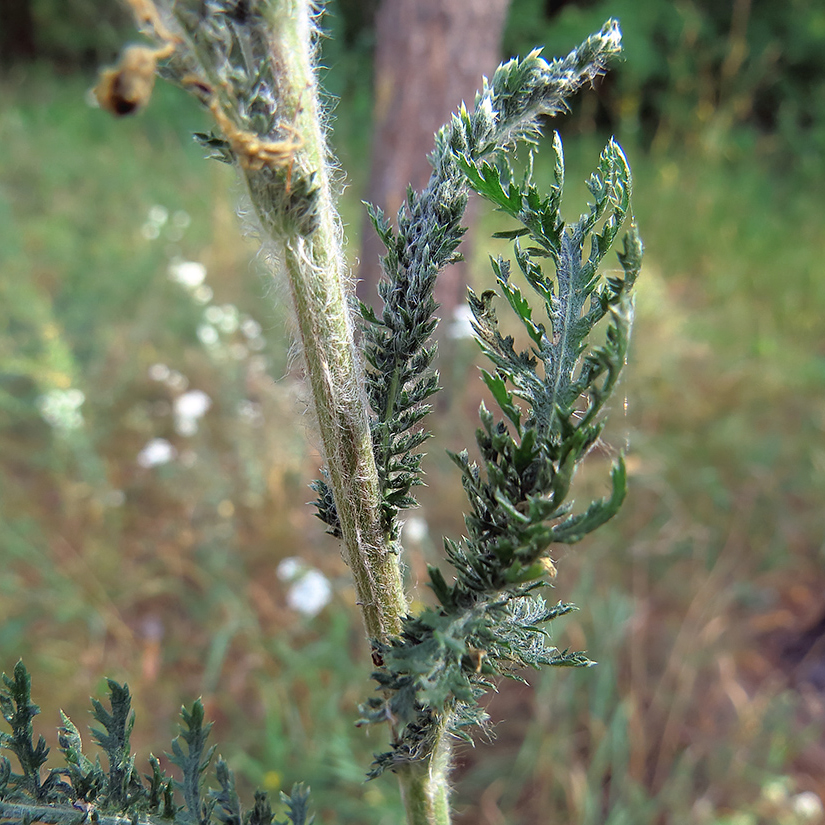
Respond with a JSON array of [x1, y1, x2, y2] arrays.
[[0, 3, 642, 825]]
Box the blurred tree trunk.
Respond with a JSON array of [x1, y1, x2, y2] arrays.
[[358, 0, 512, 315], [0, 0, 36, 65]]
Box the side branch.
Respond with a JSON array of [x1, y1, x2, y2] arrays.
[[0, 800, 151, 825]]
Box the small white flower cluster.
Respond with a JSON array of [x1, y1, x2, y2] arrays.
[[137, 437, 176, 468], [142, 204, 191, 242], [792, 792, 825, 821], [168, 259, 213, 305], [37, 388, 85, 431], [148, 365, 212, 436], [197, 302, 267, 362], [148, 362, 188, 391], [166, 257, 268, 363], [277, 557, 332, 617], [447, 304, 475, 340], [171, 260, 206, 288], [174, 389, 212, 436], [138, 366, 214, 468], [139, 244, 270, 467], [757, 779, 824, 824], [402, 515, 429, 544]]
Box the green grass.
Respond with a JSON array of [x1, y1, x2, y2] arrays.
[[1, 61, 824, 825]]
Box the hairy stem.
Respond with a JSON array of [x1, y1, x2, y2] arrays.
[[240, 5, 422, 812], [242, 2, 407, 642], [278, 235, 407, 641], [397, 719, 453, 825]]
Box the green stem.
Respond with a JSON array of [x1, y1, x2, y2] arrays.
[[397, 721, 453, 825], [399, 769, 451, 825], [242, 1, 407, 643], [278, 234, 407, 641], [251, 6, 453, 818]]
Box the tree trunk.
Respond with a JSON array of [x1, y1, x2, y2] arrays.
[[358, 0, 512, 315]]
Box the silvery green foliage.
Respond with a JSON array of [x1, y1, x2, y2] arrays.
[[313, 19, 625, 540], [357, 134, 642, 775], [162, 0, 322, 237], [180, 5, 645, 780], [0, 663, 314, 825]]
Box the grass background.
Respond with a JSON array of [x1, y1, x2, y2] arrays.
[[2, 4, 825, 823]]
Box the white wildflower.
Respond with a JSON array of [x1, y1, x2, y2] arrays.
[[137, 438, 176, 467], [448, 304, 475, 340], [217, 304, 239, 334], [165, 370, 188, 391], [148, 363, 170, 382], [204, 305, 224, 325], [172, 210, 191, 229], [277, 557, 306, 582], [287, 570, 332, 617], [168, 260, 206, 289], [148, 205, 168, 226], [241, 317, 262, 339], [277, 558, 332, 616], [793, 792, 824, 821], [197, 323, 219, 347], [174, 390, 211, 435], [193, 285, 213, 305], [175, 390, 211, 420], [37, 388, 85, 431], [403, 516, 429, 544]]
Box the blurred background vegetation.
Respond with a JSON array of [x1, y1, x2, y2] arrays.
[[1, 1, 824, 823]]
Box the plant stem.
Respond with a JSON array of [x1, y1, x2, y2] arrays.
[[242, 1, 407, 643], [397, 718, 453, 825], [245, 6, 461, 818], [278, 236, 407, 641], [246, 6, 444, 814], [399, 768, 451, 825], [160, 0, 431, 816]]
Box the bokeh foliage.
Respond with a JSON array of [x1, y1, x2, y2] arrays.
[[9, 0, 825, 167], [505, 0, 825, 170]]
